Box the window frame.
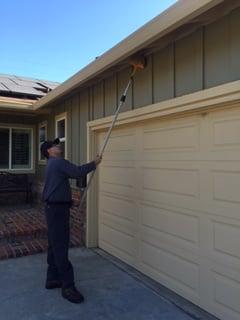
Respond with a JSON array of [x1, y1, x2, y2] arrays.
[[55, 112, 67, 159], [0, 124, 34, 172], [38, 121, 48, 164]]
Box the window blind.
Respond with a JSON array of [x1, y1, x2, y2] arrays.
[[12, 129, 31, 168]]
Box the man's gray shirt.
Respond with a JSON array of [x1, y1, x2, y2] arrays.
[[42, 157, 96, 203]]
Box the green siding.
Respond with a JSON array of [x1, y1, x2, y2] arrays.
[[93, 82, 104, 120], [153, 44, 174, 103], [117, 67, 132, 112], [175, 29, 203, 96], [229, 7, 240, 81], [79, 90, 89, 163], [0, 114, 35, 124], [133, 55, 153, 108], [65, 97, 72, 161], [58, 102, 65, 114], [204, 15, 230, 88], [204, 9, 240, 88], [70, 96, 80, 164], [34, 6, 240, 181], [104, 74, 117, 117]]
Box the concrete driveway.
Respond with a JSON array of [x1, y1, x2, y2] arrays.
[[0, 248, 217, 320]]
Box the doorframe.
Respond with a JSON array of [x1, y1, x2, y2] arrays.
[[86, 80, 240, 247]]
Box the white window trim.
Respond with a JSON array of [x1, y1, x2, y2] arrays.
[[0, 124, 34, 172], [38, 121, 48, 164], [55, 112, 67, 159]]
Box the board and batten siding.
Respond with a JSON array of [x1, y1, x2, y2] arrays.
[[36, 6, 240, 180], [0, 114, 36, 125]]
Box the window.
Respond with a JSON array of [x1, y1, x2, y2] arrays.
[[39, 122, 47, 162], [0, 126, 33, 170], [12, 129, 31, 169], [55, 113, 67, 158], [0, 128, 9, 169]]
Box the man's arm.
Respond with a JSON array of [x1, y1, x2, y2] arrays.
[[58, 159, 97, 179]]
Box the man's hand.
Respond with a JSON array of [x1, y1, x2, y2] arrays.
[[94, 155, 102, 166]]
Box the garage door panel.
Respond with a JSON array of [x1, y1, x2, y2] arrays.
[[213, 271, 240, 319], [143, 122, 200, 152], [99, 223, 135, 258], [140, 224, 200, 263], [100, 184, 133, 199], [100, 165, 134, 187], [105, 133, 135, 152], [102, 145, 136, 162], [143, 167, 199, 198], [100, 165, 135, 198], [140, 203, 199, 245], [142, 126, 199, 150], [143, 188, 200, 211], [139, 264, 200, 306], [141, 163, 240, 220], [142, 150, 240, 161], [99, 239, 135, 266], [212, 170, 240, 204], [212, 220, 240, 260], [140, 241, 200, 293], [100, 212, 136, 237], [205, 164, 240, 219], [99, 194, 135, 222], [98, 129, 136, 161], [101, 152, 136, 161], [211, 115, 240, 150], [100, 186, 134, 199]]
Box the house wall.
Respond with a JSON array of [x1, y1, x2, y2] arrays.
[[0, 114, 36, 125], [35, 6, 240, 182]]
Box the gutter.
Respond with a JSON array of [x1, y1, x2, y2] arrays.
[[0, 97, 34, 111], [33, 0, 223, 110]]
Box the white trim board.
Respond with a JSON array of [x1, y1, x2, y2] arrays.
[[55, 112, 68, 159], [38, 121, 48, 164]]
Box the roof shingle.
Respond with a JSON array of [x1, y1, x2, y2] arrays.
[[0, 74, 59, 100]]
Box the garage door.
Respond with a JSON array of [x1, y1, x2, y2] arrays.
[[97, 106, 240, 320]]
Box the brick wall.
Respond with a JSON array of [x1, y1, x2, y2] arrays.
[[0, 193, 28, 205], [71, 189, 86, 246]]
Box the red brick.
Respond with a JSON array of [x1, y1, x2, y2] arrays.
[[0, 203, 85, 261]]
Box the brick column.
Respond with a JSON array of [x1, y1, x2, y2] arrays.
[[70, 189, 86, 246]]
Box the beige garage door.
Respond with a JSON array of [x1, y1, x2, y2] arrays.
[[97, 106, 240, 320]]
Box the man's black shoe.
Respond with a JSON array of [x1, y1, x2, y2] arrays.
[[45, 280, 62, 289], [62, 286, 84, 304]]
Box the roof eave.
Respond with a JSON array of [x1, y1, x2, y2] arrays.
[[0, 96, 35, 111], [33, 0, 223, 110]]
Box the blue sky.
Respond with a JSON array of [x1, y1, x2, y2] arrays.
[[1, 1, 176, 82]]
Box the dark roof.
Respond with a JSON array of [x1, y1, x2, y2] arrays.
[[0, 74, 59, 100]]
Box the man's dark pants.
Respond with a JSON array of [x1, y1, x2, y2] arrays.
[[45, 203, 74, 289]]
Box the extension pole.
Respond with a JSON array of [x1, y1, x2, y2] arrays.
[[78, 62, 144, 211]]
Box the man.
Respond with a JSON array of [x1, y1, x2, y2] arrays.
[[41, 138, 101, 304]]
